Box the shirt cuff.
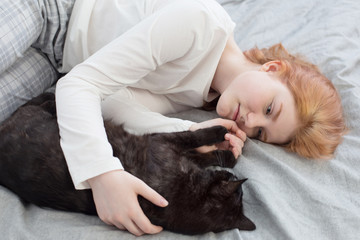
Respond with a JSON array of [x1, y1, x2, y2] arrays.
[[72, 156, 124, 190]]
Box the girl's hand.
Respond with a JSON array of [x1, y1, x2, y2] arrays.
[[189, 118, 247, 158], [88, 170, 168, 236]]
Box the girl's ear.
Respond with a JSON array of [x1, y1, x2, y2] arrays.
[[260, 60, 282, 72]]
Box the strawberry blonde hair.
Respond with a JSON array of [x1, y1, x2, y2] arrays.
[[243, 43, 347, 159]]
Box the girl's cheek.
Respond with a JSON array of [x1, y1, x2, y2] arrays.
[[245, 96, 260, 114], [216, 104, 226, 117], [216, 97, 226, 117]]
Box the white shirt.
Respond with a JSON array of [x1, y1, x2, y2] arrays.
[[56, 0, 235, 189]]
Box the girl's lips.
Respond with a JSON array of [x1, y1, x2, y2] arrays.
[[232, 104, 240, 121]]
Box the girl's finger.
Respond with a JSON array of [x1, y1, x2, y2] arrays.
[[231, 147, 240, 159], [132, 208, 163, 235], [132, 180, 167, 234], [236, 129, 247, 142], [135, 178, 168, 208], [219, 119, 241, 133], [225, 133, 244, 158], [121, 218, 145, 236], [114, 223, 126, 230]]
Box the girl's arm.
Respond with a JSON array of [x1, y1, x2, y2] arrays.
[[56, 2, 203, 189], [56, 1, 221, 236]]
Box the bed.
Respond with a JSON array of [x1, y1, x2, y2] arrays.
[[1, 0, 359, 239]]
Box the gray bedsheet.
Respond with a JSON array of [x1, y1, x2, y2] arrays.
[[1, 0, 359, 239]]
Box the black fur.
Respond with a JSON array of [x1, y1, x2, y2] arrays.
[[0, 93, 255, 235]]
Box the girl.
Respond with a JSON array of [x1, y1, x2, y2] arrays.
[[1, 0, 346, 236]]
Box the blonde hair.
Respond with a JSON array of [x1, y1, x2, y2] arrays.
[[244, 43, 347, 159]]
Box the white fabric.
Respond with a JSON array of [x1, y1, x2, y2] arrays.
[[56, 0, 235, 189], [1, 0, 360, 239]]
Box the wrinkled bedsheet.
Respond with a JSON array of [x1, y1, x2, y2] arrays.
[[1, 0, 359, 239]]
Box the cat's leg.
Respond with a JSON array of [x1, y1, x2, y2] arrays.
[[22, 92, 55, 107], [185, 149, 237, 168], [20, 92, 56, 116], [190, 126, 229, 147], [160, 126, 228, 150], [213, 150, 237, 168], [40, 99, 57, 116]]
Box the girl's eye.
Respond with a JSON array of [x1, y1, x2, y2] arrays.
[[257, 127, 263, 139], [266, 104, 272, 115]]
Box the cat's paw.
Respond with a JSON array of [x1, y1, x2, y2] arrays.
[[214, 150, 237, 168], [205, 126, 229, 143]]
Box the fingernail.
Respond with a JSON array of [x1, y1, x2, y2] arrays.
[[153, 226, 163, 234], [160, 198, 169, 206]]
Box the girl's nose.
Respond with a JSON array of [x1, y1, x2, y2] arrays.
[[244, 112, 264, 128]]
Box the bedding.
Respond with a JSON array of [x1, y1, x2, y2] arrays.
[[0, 47, 58, 123], [0, 0, 359, 239], [0, 0, 73, 123]]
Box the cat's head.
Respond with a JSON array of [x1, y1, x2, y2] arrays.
[[163, 170, 256, 234], [204, 171, 256, 233]]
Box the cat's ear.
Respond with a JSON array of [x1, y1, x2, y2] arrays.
[[224, 179, 246, 195], [237, 214, 256, 230], [210, 178, 247, 196]]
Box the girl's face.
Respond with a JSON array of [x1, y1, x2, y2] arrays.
[[216, 70, 298, 144]]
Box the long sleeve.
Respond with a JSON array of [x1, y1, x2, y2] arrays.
[[101, 87, 195, 135], [56, 0, 233, 189]]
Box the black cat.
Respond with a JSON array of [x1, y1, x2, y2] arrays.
[[0, 93, 255, 235]]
